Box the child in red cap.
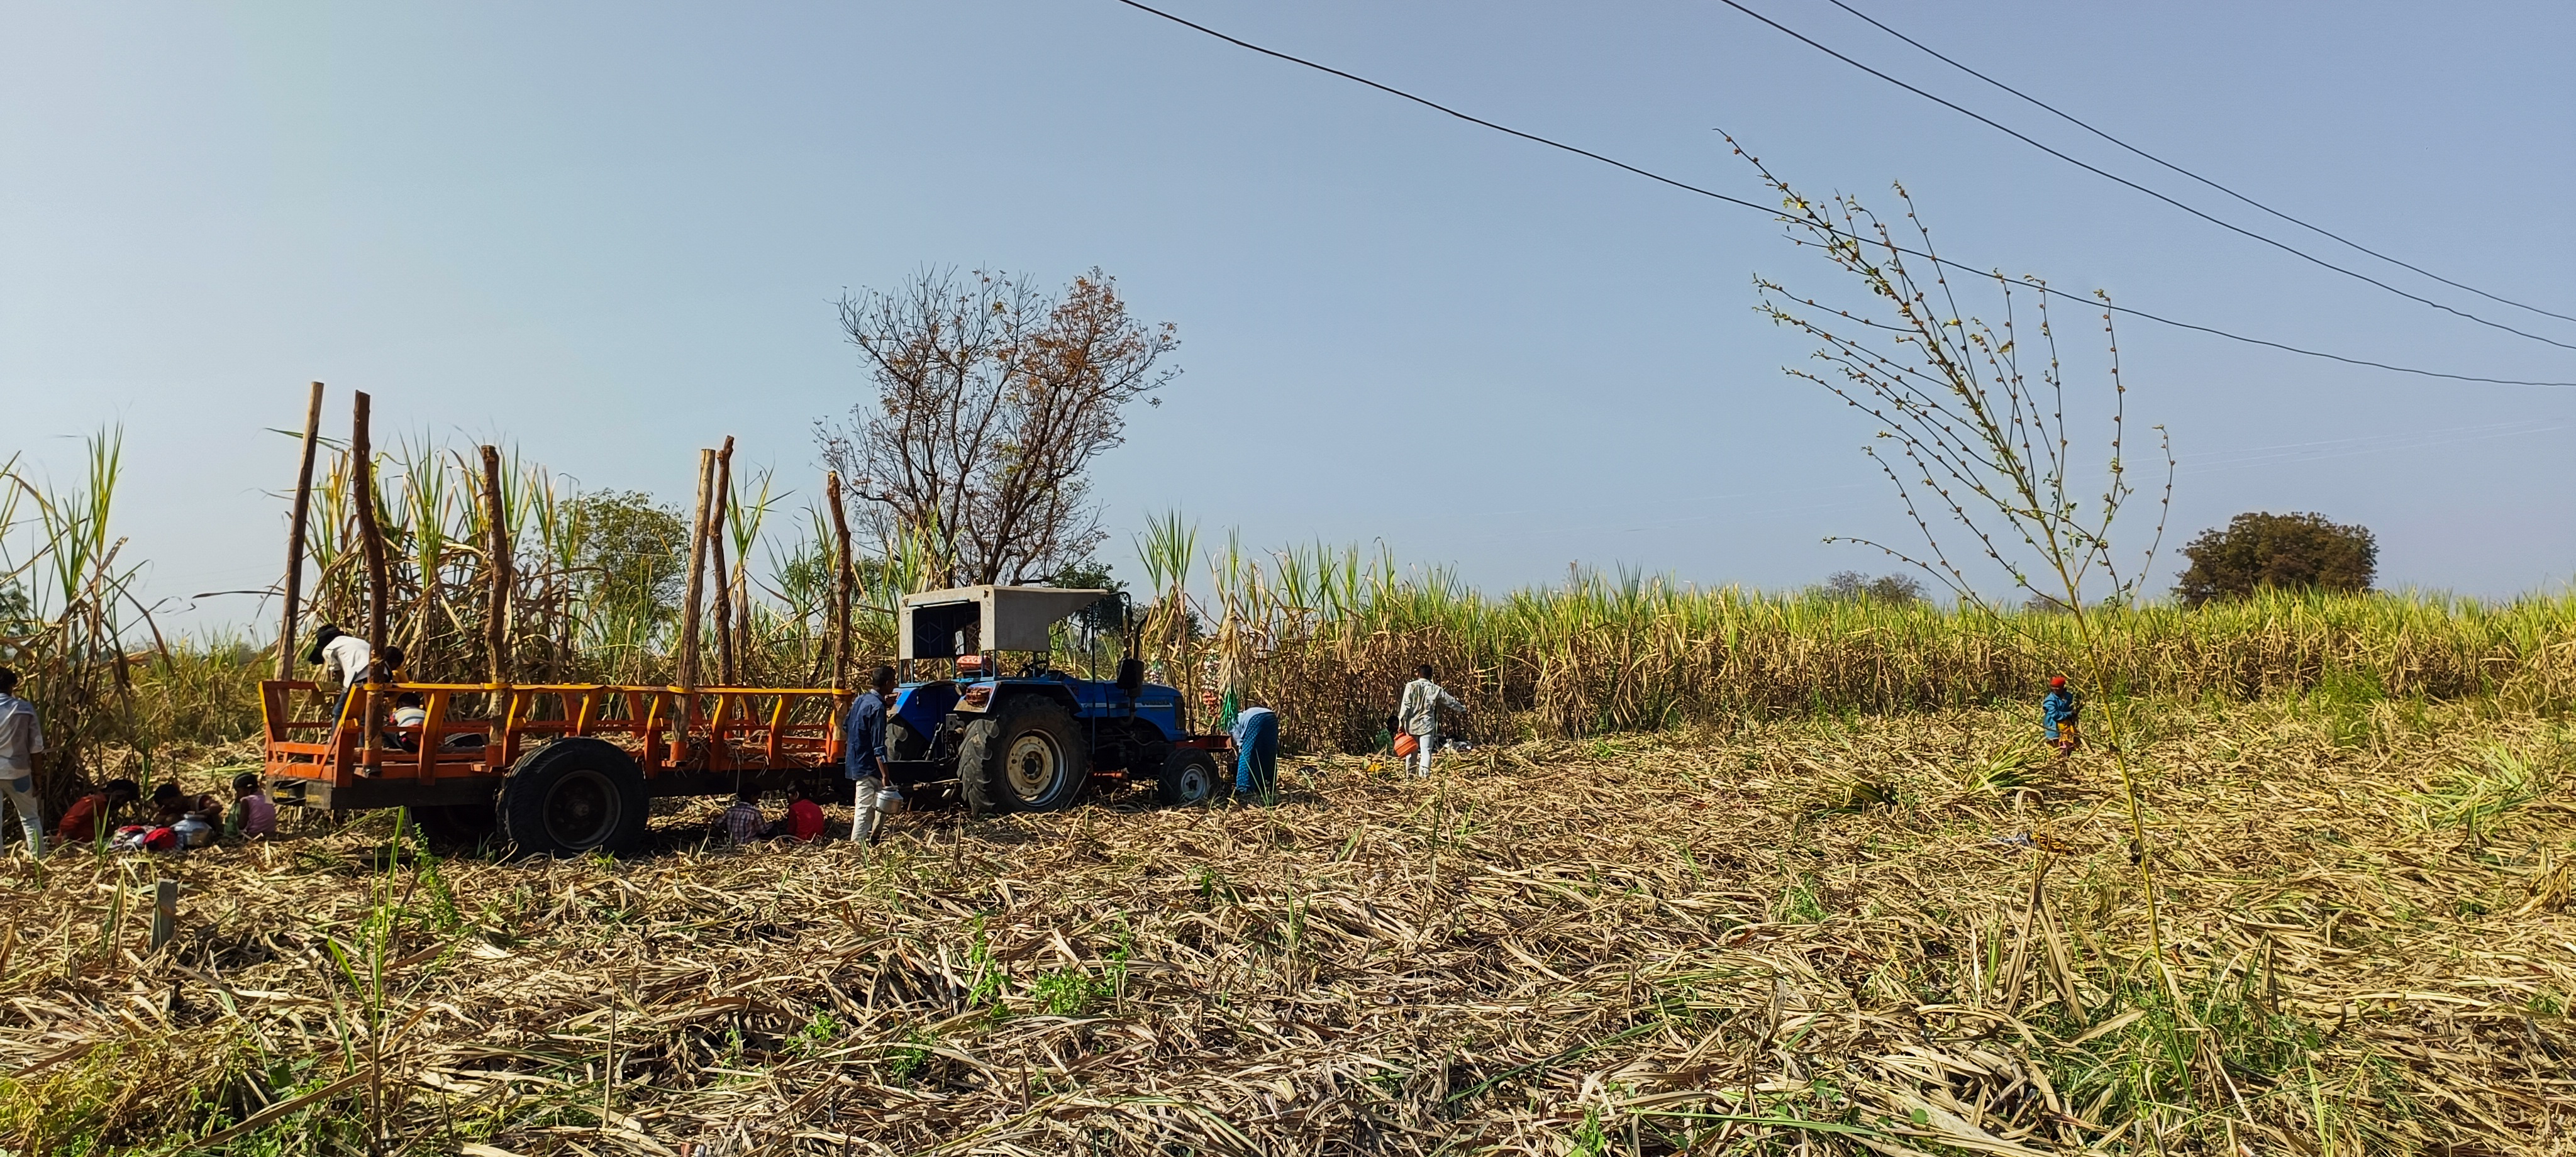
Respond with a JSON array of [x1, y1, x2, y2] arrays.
[[2042, 676, 2080, 755]]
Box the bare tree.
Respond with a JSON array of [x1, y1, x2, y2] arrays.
[[819, 268, 1177, 589], [1737, 136, 2180, 990]]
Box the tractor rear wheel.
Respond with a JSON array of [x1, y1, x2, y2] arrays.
[[958, 699, 1087, 817], [499, 738, 648, 856], [1158, 748, 1223, 807]]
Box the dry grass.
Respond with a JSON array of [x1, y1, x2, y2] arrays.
[[4, 699, 2573, 1154]]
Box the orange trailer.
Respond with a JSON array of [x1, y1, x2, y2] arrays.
[[259, 679, 853, 855]]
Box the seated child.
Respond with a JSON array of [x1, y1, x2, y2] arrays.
[[225, 773, 277, 840], [147, 782, 187, 826], [391, 692, 428, 746], [55, 778, 140, 846], [116, 782, 194, 853], [764, 783, 828, 843], [718, 787, 765, 846]]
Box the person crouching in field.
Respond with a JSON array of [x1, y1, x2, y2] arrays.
[[718, 786, 768, 846], [226, 773, 277, 841], [1395, 665, 1465, 777], [55, 778, 139, 849], [765, 782, 828, 843], [2043, 676, 2080, 755]]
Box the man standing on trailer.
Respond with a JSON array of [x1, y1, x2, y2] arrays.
[[845, 665, 899, 841]]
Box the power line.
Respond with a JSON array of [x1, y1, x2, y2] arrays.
[[1106, 0, 2576, 388], [1825, 0, 2576, 328], [1706, 0, 2576, 352]]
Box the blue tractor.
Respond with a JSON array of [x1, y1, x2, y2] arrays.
[[880, 585, 1231, 814]]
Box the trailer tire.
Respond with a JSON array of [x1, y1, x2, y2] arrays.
[[500, 738, 648, 856], [959, 699, 1087, 817], [1158, 748, 1223, 807], [407, 799, 498, 851]]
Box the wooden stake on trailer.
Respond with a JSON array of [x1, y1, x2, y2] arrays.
[[679, 448, 716, 692], [351, 392, 390, 658], [709, 436, 735, 686], [826, 470, 855, 690], [277, 381, 325, 680], [732, 565, 752, 686], [479, 445, 512, 684]]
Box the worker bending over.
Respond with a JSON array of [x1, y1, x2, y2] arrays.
[[1233, 703, 1278, 803]]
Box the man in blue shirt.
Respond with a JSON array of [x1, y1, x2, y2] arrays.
[[1232, 703, 1279, 804], [845, 665, 898, 841]]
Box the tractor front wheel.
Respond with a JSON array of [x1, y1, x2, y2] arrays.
[[958, 699, 1088, 817], [1158, 748, 1223, 807]]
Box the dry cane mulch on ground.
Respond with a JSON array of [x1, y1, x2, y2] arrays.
[[3, 699, 2573, 1154]]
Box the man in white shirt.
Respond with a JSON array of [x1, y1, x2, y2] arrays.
[[307, 624, 374, 690], [1394, 664, 1465, 778], [0, 668, 46, 856], [304, 623, 374, 728]]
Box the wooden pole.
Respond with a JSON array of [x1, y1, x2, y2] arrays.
[[826, 470, 855, 690], [277, 382, 325, 680], [149, 878, 177, 951], [709, 437, 735, 686], [351, 392, 390, 658], [733, 570, 752, 686], [679, 449, 716, 692], [479, 445, 512, 685]]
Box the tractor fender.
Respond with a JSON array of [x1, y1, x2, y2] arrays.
[[979, 682, 1080, 718]]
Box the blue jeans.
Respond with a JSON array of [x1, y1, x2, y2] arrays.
[[1235, 712, 1279, 799]]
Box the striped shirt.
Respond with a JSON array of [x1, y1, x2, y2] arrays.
[[0, 694, 42, 775]]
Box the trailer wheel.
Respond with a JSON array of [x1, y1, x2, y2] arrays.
[[1158, 748, 1223, 806], [959, 699, 1087, 817], [407, 799, 498, 850], [500, 738, 648, 856]]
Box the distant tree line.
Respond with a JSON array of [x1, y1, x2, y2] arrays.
[[1809, 509, 2379, 612]]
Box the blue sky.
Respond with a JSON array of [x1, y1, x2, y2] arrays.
[[4, 1, 2571, 631]]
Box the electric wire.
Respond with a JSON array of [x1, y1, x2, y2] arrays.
[[1826, 0, 2576, 327], [1108, 0, 2576, 387], [1707, 0, 2576, 352]]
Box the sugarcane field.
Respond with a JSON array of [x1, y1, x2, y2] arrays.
[[7, 6, 2576, 1156]]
